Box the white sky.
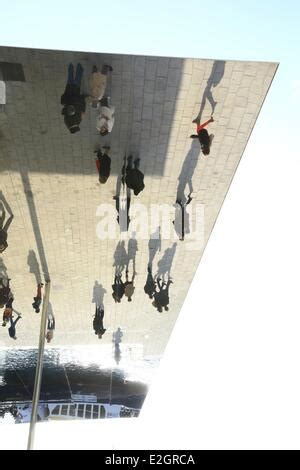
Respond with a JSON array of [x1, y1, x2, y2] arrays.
[[1, 0, 300, 450]]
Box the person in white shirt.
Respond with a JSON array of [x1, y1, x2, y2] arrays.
[[96, 96, 115, 136]]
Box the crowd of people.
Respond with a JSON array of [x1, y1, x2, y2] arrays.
[[0, 60, 216, 346]]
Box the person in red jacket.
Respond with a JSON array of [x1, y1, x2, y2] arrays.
[[190, 116, 214, 155]]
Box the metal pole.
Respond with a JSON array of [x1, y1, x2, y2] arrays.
[[27, 281, 51, 450]]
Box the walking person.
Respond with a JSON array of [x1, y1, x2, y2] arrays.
[[0, 193, 14, 253], [122, 155, 145, 196], [45, 313, 55, 343], [96, 96, 115, 136], [61, 63, 86, 134], [2, 296, 13, 326], [124, 270, 135, 302], [32, 283, 43, 313], [152, 278, 172, 312], [112, 274, 125, 303], [93, 306, 106, 339], [190, 116, 214, 155], [173, 194, 193, 241], [8, 313, 22, 340], [144, 266, 156, 299], [0, 277, 11, 307], [95, 146, 111, 184], [88, 64, 113, 108]]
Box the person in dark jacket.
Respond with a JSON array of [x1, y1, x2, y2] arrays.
[[122, 155, 145, 196], [112, 274, 125, 303], [61, 63, 86, 134], [152, 278, 172, 312], [190, 116, 214, 155], [32, 283, 43, 313], [0, 278, 11, 307], [0, 194, 14, 253], [144, 266, 156, 299], [93, 306, 106, 339], [95, 146, 111, 184]]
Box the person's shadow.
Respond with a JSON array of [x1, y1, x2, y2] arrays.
[[148, 226, 161, 270], [112, 327, 123, 365], [126, 233, 138, 274], [176, 139, 200, 203], [156, 242, 177, 282], [193, 60, 225, 123], [173, 196, 192, 241], [27, 249, 42, 285], [0, 257, 8, 280], [113, 240, 128, 275], [114, 172, 131, 232], [0, 191, 14, 233], [92, 281, 107, 308]]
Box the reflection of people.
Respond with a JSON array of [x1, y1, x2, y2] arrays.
[[32, 283, 43, 313], [122, 155, 145, 196], [93, 306, 106, 339], [95, 146, 111, 184], [0, 195, 14, 253], [46, 314, 55, 343], [2, 296, 14, 326], [124, 270, 135, 302], [190, 117, 214, 155], [144, 266, 156, 299], [152, 278, 172, 312], [88, 65, 113, 108], [173, 194, 193, 241], [0, 278, 11, 306], [112, 274, 125, 303], [96, 96, 115, 136], [61, 63, 86, 134], [8, 314, 21, 340]]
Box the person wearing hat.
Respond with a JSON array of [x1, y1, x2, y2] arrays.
[[61, 63, 86, 134]]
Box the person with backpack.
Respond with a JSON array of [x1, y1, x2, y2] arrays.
[[122, 155, 145, 196], [95, 146, 111, 184], [61, 63, 86, 134], [190, 116, 214, 155]]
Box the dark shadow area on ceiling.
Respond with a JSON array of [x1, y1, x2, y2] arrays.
[[0, 46, 185, 176]]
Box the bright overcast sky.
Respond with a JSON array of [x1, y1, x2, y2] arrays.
[[1, 0, 300, 450]]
